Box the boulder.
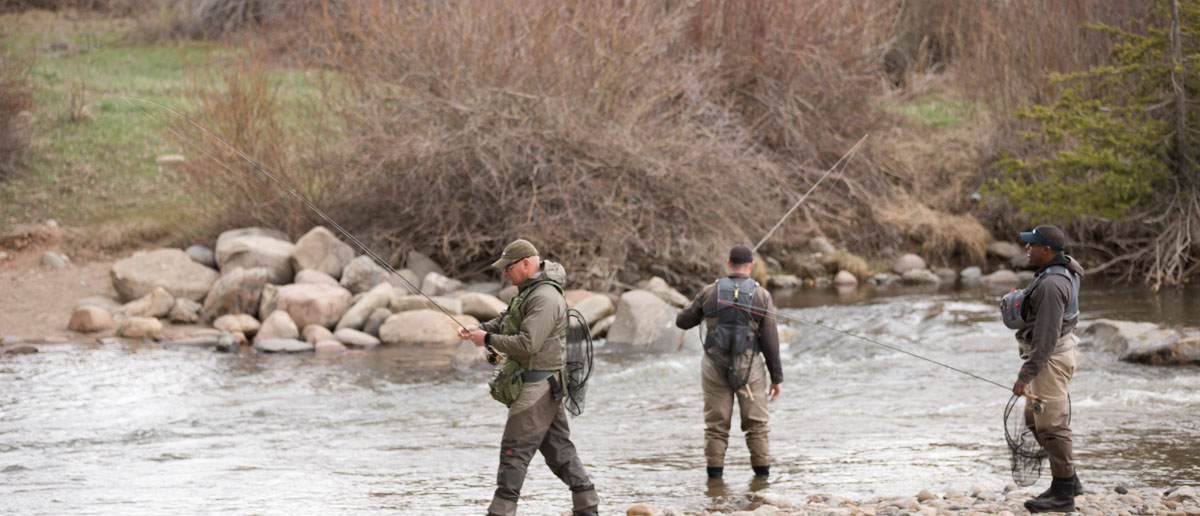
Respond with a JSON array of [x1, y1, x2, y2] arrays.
[[213, 314, 261, 336], [635, 277, 690, 307], [67, 305, 114, 333], [255, 310, 300, 343], [215, 332, 239, 352], [458, 292, 506, 321], [900, 269, 940, 285], [960, 266, 983, 283], [390, 294, 462, 315], [933, 268, 958, 285], [564, 289, 595, 308], [405, 250, 444, 284], [314, 339, 346, 354], [1082, 319, 1200, 365], [41, 251, 67, 269], [591, 315, 615, 338], [363, 307, 392, 337], [291, 226, 354, 279], [116, 286, 175, 318], [168, 298, 202, 323], [833, 270, 858, 287], [891, 253, 926, 275], [987, 241, 1024, 260], [333, 328, 381, 348], [983, 269, 1019, 285], [606, 290, 686, 352], [274, 282, 353, 329], [572, 294, 613, 326], [768, 274, 803, 289], [337, 283, 395, 331], [259, 283, 278, 319], [201, 267, 270, 322], [185, 244, 216, 269], [110, 248, 219, 302], [302, 324, 334, 345], [379, 309, 479, 348], [216, 227, 290, 248], [808, 236, 836, 254], [116, 317, 163, 338], [294, 269, 340, 287], [340, 256, 416, 294], [254, 338, 313, 353], [216, 234, 296, 284], [421, 271, 465, 297]]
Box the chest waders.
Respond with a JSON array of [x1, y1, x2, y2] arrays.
[[703, 277, 760, 392], [488, 279, 568, 407]]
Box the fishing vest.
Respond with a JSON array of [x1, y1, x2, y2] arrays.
[[703, 276, 760, 390], [488, 278, 568, 407], [1000, 264, 1080, 358]]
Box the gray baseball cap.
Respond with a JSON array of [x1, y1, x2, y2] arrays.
[[491, 238, 539, 269]]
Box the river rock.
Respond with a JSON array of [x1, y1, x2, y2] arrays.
[[901, 269, 939, 285], [302, 324, 334, 344], [110, 248, 219, 302], [168, 298, 202, 323], [563, 289, 593, 308], [934, 267, 958, 285], [421, 272, 464, 297], [201, 267, 270, 321], [294, 269, 340, 287], [809, 236, 836, 254], [216, 227, 290, 248], [917, 490, 937, 502], [892, 253, 926, 274], [291, 226, 354, 280], [274, 282, 353, 329], [116, 317, 163, 338], [184, 244, 216, 268], [451, 340, 489, 370], [340, 256, 413, 294], [769, 274, 804, 289], [216, 234, 296, 284], [458, 292, 506, 321], [573, 294, 614, 326], [983, 269, 1019, 285], [256, 310, 300, 342], [337, 283, 395, 330], [214, 314, 261, 336], [405, 251, 444, 283], [833, 270, 858, 287], [988, 241, 1024, 260], [4, 345, 37, 354], [390, 294, 462, 315], [635, 277, 690, 307], [379, 309, 479, 348], [254, 338, 313, 353], [627, 504, 664, 516], [333, 328, 380, 348], [607, 289, 685, 352], [259, 283, 278, 318], [41, 251, 67, 269], [314, 339, 346, 354], [960, 266, 983, 283], [363, 307, 392, 337], [75, 296, 120, 312], [116, 286, 175, 318], [215, 331, 238, 352], [67, 305, 114, 333]]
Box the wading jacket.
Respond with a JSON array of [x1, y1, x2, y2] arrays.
[[1016, 254, 1084, 383], [675, 272, 784, 385], [480, 260, 567, 372]]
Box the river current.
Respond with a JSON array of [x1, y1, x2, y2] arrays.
[[2, 285, 1197, 515]]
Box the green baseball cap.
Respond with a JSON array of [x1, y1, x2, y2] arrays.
[[491, 238, 539, 269]]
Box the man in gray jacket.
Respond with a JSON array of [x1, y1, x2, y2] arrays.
[[460, 239, 599, 516], [1013, 225, 1085, 513]]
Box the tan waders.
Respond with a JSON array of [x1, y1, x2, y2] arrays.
[[701, 352, 771, 471], [487, 376, 598, 516], [1024, 333, 1080, 513]]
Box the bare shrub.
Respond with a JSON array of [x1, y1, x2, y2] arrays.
[[0, 49, 34, 178]]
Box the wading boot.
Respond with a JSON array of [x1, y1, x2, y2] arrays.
[[1024, 476, 1076, 513], [706, 466, 724, 479], [1034, 474, 1085, 500], [752, 465, 769, 478]]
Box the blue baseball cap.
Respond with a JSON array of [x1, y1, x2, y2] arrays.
[[1020, 225, 1066, 251]]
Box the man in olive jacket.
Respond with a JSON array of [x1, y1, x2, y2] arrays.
[[1013, 225, 1085, 513], [460, 239, 599, 516]]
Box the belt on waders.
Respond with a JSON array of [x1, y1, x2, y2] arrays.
[[521, 370, 555, 383]]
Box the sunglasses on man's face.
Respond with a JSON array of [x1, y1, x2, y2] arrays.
[[503, 258, 524, 273]]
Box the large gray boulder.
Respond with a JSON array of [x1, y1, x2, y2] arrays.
[[110, 248, 219, 302], [339, 256, 417, 294], [1082, 319, 1200, 365], [422, 272, 465, 297], [116, 317, 163, 339], [891, 253, 927, 275], [333, 328, 381, 348], [379, 309, 479, 350], [201, 267, 270, 322], [405, 251, 444, 284], [983, 269, 1019, 285], [291, 226, 355, 280], [607, 289, 686, 352], [216, 234, 296, 285], [274, 282, 353, 329], [256, 310, 299, 343], [635, 277, 690, 307], [457, 292, 506, 321], [68, 305, 114, 333], [573, 294, 614, 326], [336, 282, 395, 331]]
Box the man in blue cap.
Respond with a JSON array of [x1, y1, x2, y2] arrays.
[[1014, 225, 1086, 513]]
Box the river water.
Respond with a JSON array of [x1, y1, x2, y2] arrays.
[[2, 285, 1198, 515]]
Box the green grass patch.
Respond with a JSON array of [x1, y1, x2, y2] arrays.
[[891, 95, 976, 127]]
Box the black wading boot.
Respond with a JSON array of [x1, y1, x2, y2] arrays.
[[1025, 476, 1077, 513], [706, 466, 724, 479], [752, 465, 769, 478], [1034, 474, 1084, 500]]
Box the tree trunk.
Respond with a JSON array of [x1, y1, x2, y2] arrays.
[[1170, 0, 1191, 186]]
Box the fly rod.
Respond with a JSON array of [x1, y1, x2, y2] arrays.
[[124, 97, 485, 344]]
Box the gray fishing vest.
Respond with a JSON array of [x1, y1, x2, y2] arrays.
[[1007, 264, 1080, 358], [703, 277, 760, 390]]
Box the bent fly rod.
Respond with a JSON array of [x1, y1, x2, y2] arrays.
[[717, 299, 1045, 408], [124, 97, 482, 342]]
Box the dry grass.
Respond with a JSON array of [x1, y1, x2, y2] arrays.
[[0, 48, 34, 178]]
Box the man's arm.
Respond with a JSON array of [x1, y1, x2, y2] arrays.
[[757, 290, 784, 386], [1017, 276, 1070, 383], [675, 285, 712, 330]]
